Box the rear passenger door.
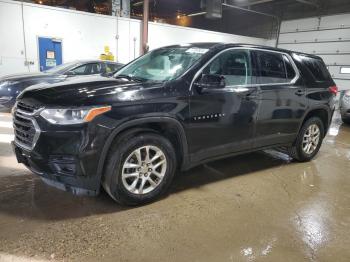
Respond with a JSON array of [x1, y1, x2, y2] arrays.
[[253, 50, 307, 147]]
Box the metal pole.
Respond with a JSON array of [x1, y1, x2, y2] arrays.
[[141, 0, 149, 55], [275, 17, 281, 47], [21, 2, 29, 72]]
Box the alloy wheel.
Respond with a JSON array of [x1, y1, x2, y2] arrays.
[[121, 145, 167, 194], [302, 124, 320, 155]]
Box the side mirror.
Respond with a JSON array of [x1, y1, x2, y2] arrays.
[[195, 74, 226, 90]]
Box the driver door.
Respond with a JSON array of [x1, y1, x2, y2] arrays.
[[188, 49, 260, 163]]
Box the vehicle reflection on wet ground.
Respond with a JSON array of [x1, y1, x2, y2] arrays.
[[0, 112, 349, 262]]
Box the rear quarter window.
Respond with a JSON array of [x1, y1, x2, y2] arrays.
[[298, 55, 331, 82]]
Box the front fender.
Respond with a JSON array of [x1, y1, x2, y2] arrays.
[[96, 116, 190, 181]]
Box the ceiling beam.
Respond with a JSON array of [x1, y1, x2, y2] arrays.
[[295, 0, 319, 8], [222, 2, 278, 19], [230, 0, 276, 8]]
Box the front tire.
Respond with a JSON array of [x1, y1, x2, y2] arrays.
[[288, 117, 324, 162], [102, 133, 177, 205]]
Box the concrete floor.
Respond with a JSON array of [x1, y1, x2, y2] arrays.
[[0, 112, 349, 262]]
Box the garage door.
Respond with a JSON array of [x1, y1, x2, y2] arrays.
[[278, 13, 350, 91]]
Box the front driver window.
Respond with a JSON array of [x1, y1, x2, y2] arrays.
[[203, 49, 252, 86]]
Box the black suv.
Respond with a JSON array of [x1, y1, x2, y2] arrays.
[[12, 43, 337, 205]]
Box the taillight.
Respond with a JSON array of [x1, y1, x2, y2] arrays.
[[329, 85, 338, 95]]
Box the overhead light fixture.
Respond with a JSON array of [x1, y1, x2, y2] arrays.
[[133, 1, 143, 7], [133, 0, 154, 7], [187, 11, 207, 17]]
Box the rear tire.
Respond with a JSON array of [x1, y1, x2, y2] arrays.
[[102, 133, 177, 205], [288, 117, 324, 162]]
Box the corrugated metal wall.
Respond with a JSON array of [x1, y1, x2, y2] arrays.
[[278, 13, 350, 91]]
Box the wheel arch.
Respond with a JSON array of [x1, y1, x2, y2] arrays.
[[96, 117, 190, 181], [299, 106, 331, 137]]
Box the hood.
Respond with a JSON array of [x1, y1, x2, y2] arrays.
[[19, 75, 166, 106], [0, 72, 59, 82]]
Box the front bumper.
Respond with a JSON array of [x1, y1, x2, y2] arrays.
[[12, 115, 113, 196]]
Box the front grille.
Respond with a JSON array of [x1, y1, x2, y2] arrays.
[[14, 113, 36, 149], [13, 102, 41, 150], [17, 102, 40, 114]]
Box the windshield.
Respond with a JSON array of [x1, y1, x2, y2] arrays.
[[44, 61, 79, 74], [114, 46, 209, 82]]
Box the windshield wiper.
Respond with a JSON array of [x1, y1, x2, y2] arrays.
[[115, 74, 143, 82]]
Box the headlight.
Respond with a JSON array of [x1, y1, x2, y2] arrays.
[[40, 106, 111, 125]]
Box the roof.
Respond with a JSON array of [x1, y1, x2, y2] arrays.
[[160, 42, 321, 59], [73, 59, 122, 64]]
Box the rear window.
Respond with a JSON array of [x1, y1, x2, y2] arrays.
[[299, 56, 331, 82]]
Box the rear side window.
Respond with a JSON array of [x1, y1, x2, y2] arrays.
[[256, 51, 287, 84], [299, 56, 331, 82], [283, 55, 296, 81]]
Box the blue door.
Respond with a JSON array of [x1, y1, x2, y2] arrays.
[[38, 37, 62, 71]]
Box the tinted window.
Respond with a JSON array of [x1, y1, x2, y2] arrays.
[[69, 63, 102, 75], [283, 55, 296, 80], [257, 51, 287, 84], [203, 49, 252, 86], [44, 61, 78, 74], [299, 56, 331, 82]]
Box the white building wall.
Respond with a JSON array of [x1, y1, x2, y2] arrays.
[[278, 13, 350, 91], [22, 3, 120, 72], [148, 21, 268, 49], [0, 1, 26, 76], [0, 0, 269, 77]]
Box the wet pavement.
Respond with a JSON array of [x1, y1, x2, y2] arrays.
[[0, 112, 349, 262]]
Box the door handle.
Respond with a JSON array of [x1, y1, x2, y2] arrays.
[[295, 89, 305, 96], [231, 87, 258, 100], [245, 92, 258, 99]]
